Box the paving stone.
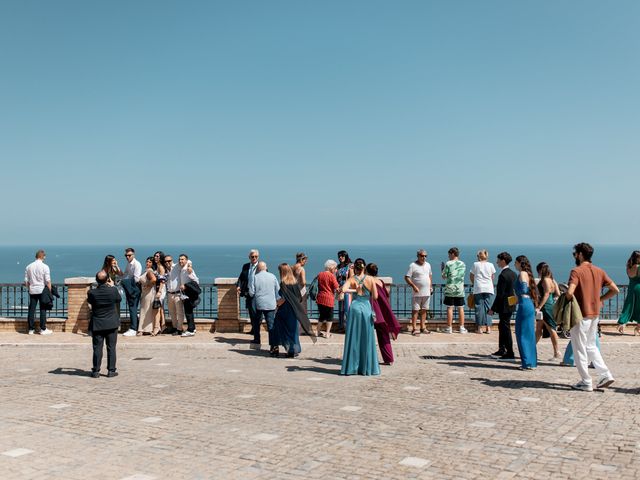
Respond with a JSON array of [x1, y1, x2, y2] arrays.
[[2, 448, 34, 458]]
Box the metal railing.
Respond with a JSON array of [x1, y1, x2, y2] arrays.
[[0, 283, 630, 321], [0, 284, 68, 318], [240, 283, 631, 321]]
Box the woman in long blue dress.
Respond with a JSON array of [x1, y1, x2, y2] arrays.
[[273, 263, 316, 358], [340, 258, 380, 376], [514, 256, 537, 370]]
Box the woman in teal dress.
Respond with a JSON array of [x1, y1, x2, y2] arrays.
[[340, 258, 380, 376], [535, 262, 561, 359], [514, 256, 538, 370], [617, 251, 640, 335]]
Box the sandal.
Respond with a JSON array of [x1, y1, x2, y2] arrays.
[[420, 328, 430, 335], [411, 329, 420, 336], [634, 326, 640, 336], [617, 324, 625, 334]]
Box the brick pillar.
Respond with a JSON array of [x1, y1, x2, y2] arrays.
[[215, 278, 240, 333], [65, 277, 93, 333]]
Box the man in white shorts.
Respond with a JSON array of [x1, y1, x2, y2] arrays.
[[405, 249, 433, 335]]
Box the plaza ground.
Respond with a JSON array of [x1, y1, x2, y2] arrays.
[[1, 331, 639, 479]]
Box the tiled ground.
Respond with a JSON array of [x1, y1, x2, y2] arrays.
[[1, 331, 639, 479]]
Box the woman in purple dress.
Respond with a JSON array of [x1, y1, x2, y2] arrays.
[[366, 263, 401, 366]]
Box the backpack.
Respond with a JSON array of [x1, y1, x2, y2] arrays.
[[308, 276, 319, 301]]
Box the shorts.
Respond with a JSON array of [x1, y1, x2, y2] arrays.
[[412, 296, 431, 311], [444, 296, 464, 307], [317, 304, 334, 322]]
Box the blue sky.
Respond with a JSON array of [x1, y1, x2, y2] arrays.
[[1, 1, 638, 245]]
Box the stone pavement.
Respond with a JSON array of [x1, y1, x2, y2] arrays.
[[1, 331, 639, 479]]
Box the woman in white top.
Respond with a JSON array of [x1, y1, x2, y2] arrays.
[[470, 249, 496, 334]]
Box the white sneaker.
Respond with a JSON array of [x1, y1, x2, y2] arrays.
[[28, 330, 35, 335], [122, 329, 136, 337], [459, 327, 468, 334], [39, 329, 53, 335], [443, 326, 453, 334], [571, 381, 593, 392], [596, 375, 615, 389], [181, 330, 196, 337]]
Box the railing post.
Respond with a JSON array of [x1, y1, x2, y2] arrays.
[[215, 278, 240, 333], [64, 277, 93, 333]]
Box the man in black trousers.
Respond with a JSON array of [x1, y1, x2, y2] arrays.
[[489, 252, 517, 360], [236, 249, 260, 335], [87, 271, 122, 378]]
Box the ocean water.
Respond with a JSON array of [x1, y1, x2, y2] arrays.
[[1, 244, 637, 285]]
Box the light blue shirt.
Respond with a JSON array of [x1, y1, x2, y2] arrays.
[[249, 270, 280, 311]]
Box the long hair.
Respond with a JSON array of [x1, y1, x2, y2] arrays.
[[516, 255, 538, 304], [536, 262, 554, 297], [337, 250, 352, 267], [102, 255, 116, 274], [278, 263, 297, 285], [627, 250, 640, 270]]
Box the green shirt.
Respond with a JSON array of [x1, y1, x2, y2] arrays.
[[444, 259, 466, 297]]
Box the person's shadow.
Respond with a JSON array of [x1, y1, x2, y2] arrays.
[[49, 367, 93, 377], [229, 348, 267, 357], [286, 365, 341, 375], [471, 377, 572, 390], [214, 337, 253, 346]]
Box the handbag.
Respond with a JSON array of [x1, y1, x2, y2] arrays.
[[152, 299, 162, 310], [466, 293, 475, 309], [507, 295, 518, 307]]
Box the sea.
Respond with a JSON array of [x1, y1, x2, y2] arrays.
[[1, 244, 636, 285]]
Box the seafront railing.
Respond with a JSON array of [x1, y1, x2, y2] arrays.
[[0, 282, 630, 323], [0, 283, 68, 318]]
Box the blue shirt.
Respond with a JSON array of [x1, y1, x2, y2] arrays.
[[249, 271, 280, 310]]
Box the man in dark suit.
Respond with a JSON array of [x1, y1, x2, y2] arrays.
[[236, 249, 260, 335], [87, 271, 122, 378], [489, 252, 517, 359]]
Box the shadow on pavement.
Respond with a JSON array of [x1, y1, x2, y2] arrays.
[[610, 386, 640, 395], [49, 367, 92, 377], [286, 365, 341, 375], [214, 337, 253, 345], [438, 360, 521, 370], [471, 377, 572, 390], [229, 348, 268, 357], [310, 356, 342, 366]]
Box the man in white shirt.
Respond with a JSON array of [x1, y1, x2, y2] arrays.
[[24, 249, 53, 335], [122, 248, 142, 337], [178, 254, 200, 337], [163, 255, 185, 335], [405, 249, 433, 335]]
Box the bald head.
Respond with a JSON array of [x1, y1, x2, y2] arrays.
[[257, 261, 267, 272], [96, 270, 109, 285]]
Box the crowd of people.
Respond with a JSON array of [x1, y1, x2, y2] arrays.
[[21, 244, 640, 390]]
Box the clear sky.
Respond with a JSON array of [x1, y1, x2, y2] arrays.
[[1, 1, 638, 246]]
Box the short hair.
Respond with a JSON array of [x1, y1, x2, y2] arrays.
[[448, 247, 459, 257], [496, 251, 512, 264], [95, 270, 108, 285], [417, 249, 427, 257], [125, 247, 135, 254], [257, 261, 267, 272], [477, 249, 488, 261], [324, 259, 337, 270], [249, 249, 259, 256], [366, 263, 378, 276], [296, 252, 307, 262], [35, 249, 46, 259], [574, 242, 594, 261], [179, 254, 189, 260]]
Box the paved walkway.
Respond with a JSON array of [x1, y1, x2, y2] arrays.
[[1, 331, 639, 479]]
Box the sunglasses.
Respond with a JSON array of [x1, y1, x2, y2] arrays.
[[125, 254, 133, 257]]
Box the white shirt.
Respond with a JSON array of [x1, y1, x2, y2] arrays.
[[123, 258, 142, 282], [179, 266, 199, 286], [471, 261, 496, 294], [405, 261, 432, 297], [166, 264, 180, 293], [24, 259, 51, 295]]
